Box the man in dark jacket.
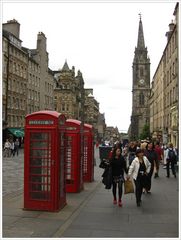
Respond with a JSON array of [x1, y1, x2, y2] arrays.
[[165, 143, 177, 178], [144, 142, 158, 193]]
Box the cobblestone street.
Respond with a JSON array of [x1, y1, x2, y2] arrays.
[[3, 149, 24, 197]]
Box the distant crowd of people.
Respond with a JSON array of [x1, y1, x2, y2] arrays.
[[3, 138, 20, 157], [99, 139, 178, 207]]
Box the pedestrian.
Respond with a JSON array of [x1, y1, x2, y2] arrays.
[[110, 147, 128, 207], [96, 141, 99, 148], [128, 141, 137, 166], [127, 149, 151, 207], [162, 144, 168, 169], [140, 140, 148, 150], [123, 144, 129, 168], [14, 138, 20, 156], [108, 146, 114, 160], [3, 139, 11, 157], [154, 142, 163, 178], [165, 143, 177, 178], [10, 139, 15, 157], [144, 142, 157, 193]]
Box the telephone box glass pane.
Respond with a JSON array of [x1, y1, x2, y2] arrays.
[[59, 133, 65, 197], [29, 132, 51, 200], [66, 136, 74, 184], [83, 136, 88, 176]]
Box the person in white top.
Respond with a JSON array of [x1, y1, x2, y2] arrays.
[[127, 149, 151, 207], [4, 139, 11, 157], [9, 139, 15, 157]]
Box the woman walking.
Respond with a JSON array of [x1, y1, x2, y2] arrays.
[[144, 142, 158, 193], [110, 147, 128, 207], [127, 149, 151, 207]]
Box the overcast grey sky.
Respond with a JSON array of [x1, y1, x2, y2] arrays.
[[2, 0, 177, 132]]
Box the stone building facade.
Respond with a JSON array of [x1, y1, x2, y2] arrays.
[[104, 126, 120, 144], [3, 20, 28, 130], [84, 89, 99, 139], [2, 19, 111, 143], [97, 113, 106, 141], [2, 19, 54, 137], [32, 32, 54, 111], [150, 3, 179, 147], [54, 61, 84, 120], [23, 32, 54, 114], [84, 89, 99, 126], [130, 16, 151, 140], [54, 64, 100, 139]]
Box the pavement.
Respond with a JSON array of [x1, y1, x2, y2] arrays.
[[2, 147, 179, 238]]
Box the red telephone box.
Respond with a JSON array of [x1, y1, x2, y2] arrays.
[[83, 123, 94, 182], [65, 119, 84, 193], [24, 111, 66, 212]]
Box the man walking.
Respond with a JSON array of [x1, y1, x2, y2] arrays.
[[165, 143, 177, 178]]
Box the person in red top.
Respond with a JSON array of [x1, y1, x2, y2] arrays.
[[96, 141, 99, 148], [154, 142, 163, 178], [108, 147, 115, 160]]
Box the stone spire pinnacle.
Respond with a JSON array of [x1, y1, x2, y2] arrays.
[[137, 14, 145, 49], [62, 60, 70, 71]]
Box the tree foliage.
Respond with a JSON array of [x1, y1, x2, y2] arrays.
[[139, 124, 150, 140]]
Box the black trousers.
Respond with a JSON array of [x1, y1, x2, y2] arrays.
[[112, 180, 123, 200], [166, 160, 176, 177], [146, 167, 154, 191], [134, 177, 143, 204]]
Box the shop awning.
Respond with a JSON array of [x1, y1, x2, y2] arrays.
[[8, 128, 24, 137]]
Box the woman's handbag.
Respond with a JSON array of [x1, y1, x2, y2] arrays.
[[99, 159, 110, 169], [124, 179, 134, 194], [102, 166, 112, 189]]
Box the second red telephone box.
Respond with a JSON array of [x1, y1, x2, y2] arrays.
[[24, 111, 66, 212], [65, 119, 84, 193], [83, 123, 94, 182]]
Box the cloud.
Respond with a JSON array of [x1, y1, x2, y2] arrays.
[[2, 1, 176, 132]]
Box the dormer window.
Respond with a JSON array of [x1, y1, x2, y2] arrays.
[[10, 35, 21, 48]]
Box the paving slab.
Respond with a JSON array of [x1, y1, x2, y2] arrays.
[[2, 147, 179, 238]]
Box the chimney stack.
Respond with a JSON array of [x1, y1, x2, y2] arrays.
[[3, 19, 20, 39], [165, 20, 175, 42]]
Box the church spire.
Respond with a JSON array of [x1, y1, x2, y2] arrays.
[[137, 13, 145, 49], [62, 60, 70, 71]]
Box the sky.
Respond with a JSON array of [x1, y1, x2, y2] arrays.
[[1, 0, 177, 132]]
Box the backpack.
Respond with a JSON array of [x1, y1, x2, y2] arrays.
[[168, 149, 177, 163]]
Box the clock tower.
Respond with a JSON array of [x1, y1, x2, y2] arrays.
[[130, 15, 150, 140]]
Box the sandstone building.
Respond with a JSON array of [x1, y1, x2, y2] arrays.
[[2, 19, 54, 139], [53, 61, 84, 120], [84, 89, 99, 126], [3, 20, 28, 131], [150, 3, 179, 147], [53, 63, 101, 140], [2, 19, 112, 143]]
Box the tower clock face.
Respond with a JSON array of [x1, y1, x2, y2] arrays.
[[139, 79, 145, 85]]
